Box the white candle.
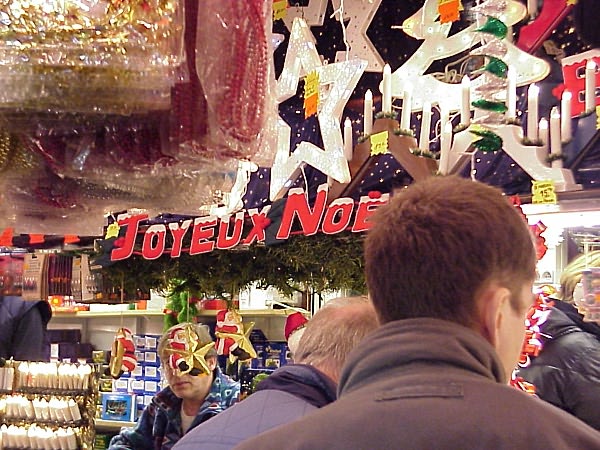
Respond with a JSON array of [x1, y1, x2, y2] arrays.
[[506, 66, 517, 120], [538, 118, 549, 147], [343, 117, 353, 161], [382, 63, 392, 114], [526, 83, 539, 141], [461, 75, 471, 126], [363, 89, 373, 135], [419, 101, 432, 151], [585, 60, 596, 113], [561, 90, 572, 142], [400, 88, 412, 131], [550, 107, 562, 167], [527, 0, 537, 19], [439, 121, 453, 175]]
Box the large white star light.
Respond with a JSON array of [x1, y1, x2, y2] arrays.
[[270, 17, 367, 200], [390, 0, 548, 113], [332, 0, 385, 73]]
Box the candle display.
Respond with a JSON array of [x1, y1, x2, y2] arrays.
[[400, 88, 412, 131], [506, 66, 517, 120], [527, 0, 537, 18], [538, 118, 549, 147], [344, 118, 353, 161], [419, 101, 432, 151], [560, 90, 572, 142], [363, 89, 373, 135], [382, 63, 392, 114], [461, 75, 471, 126], [585, 60, 596, 113], [526, 83, 539, 141]]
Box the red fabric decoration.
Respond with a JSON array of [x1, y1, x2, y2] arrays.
[[284, 312, 309, 341]]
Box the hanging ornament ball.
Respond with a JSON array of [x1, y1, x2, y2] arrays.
[[475, 16, 508, 39]]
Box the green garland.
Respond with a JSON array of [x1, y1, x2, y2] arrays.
[[102, 231, 368, 303]]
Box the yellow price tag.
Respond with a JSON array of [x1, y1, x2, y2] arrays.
[[566, 0, 578, 5], [370, 131, 389, 156], [105, 222, 120, 239], [273, 0, 288, 21], [531, 180, 558, 204], [596, 105, 600, 130], [304, 71, 320, 118]]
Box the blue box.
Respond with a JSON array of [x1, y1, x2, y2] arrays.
[[101, 393, 136, 421]]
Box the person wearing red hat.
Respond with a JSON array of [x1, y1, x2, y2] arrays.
[[173, 297, 378, 450]]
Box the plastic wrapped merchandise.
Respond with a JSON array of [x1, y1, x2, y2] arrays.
[[0, 0, 185, 115]]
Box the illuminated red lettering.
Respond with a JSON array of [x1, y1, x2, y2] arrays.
[[216, 212, 245, 250], [352, 193, 390, 232], [190, 216, 217, 255], [277, 184, 328, 239], [169, 220, 192, 258], [322, 197, 354, 234], [142, 225, 166, 260], [111, 214, 148, 261]]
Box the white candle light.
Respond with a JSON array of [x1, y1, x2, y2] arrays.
[[382, 63, 392, 114], [538, 118, 549, 147], [439, 121, 453, 175], [526, 83, 539, 141], [363, 89, 373, 135], [461, 75, 471, 126], [585, 60, 596, 113], [550, 107, 562, 168], [419, 101, 432, 151], [560, 90, 572, 142], [400, 88, 412, 131], [506, 66, 517, 120], [343, 117, 353, 161]]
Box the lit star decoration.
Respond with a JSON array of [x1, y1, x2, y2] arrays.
[[270, 17, 367, 200], [389, 0, 549, 113], [165, 323, 216, 376], [332, 0, 385, 72]]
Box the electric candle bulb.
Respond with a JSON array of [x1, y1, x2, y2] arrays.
[[344, 118, 353, 161], [550, 107, 562, 167], [461, 76, 471, 126], [585, 60, 596, 113], [382, 63, 392, 114], [363, 90, 373, 135], [400, 88, 412, 131], [560, 90, 572, 142], [506, 66, 517, 120], [419, 101, 432, 151], [526, 83, 539, 141]]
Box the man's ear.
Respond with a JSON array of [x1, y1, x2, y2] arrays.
[[207, 356, 218, 371], [478, 283, 511, 349]]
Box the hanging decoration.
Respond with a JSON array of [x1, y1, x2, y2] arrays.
[[164, 323, 216, 376], [107, 328, 138, 379], [269, 17, 367, 200], [215, 309, 258, 363]]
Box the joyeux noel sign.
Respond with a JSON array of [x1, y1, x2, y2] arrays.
[[110, 184, 390, 261]]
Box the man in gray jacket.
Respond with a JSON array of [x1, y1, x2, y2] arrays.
[[235, 176, 600, 450], [173, 296, 378, 450]]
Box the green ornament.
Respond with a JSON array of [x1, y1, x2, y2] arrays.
[[469, 126, 503, 153], [471, 99, 508, 113], [475, 16, 508, 39], [484, 57, 508, 78]]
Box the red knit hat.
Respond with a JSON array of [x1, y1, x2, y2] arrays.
[[284, 312, 308, 341]]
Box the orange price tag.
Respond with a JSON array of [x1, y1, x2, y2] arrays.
[[273, 0, 288, 21], [438, 0, 460, 23], [28, 234, 45, 245], [64, 235, 80, 244], [0, 227, 13, 247], [370, 131, 389, 156], [531, 180, 557, 204]]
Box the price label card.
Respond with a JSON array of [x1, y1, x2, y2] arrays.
[[304, 71, 320, 118], [532, 180, 557, 204], [370, 131, 389, 155], [105, 222, 121, 239], [596, 105, 600, 129], [438, 0, 460, 23], [273, 0, 288, 21]]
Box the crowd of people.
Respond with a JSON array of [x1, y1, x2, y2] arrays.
[[3, 176, 600, 449]]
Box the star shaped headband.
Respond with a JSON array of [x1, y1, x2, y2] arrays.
[[164, 323, 215, 376]]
